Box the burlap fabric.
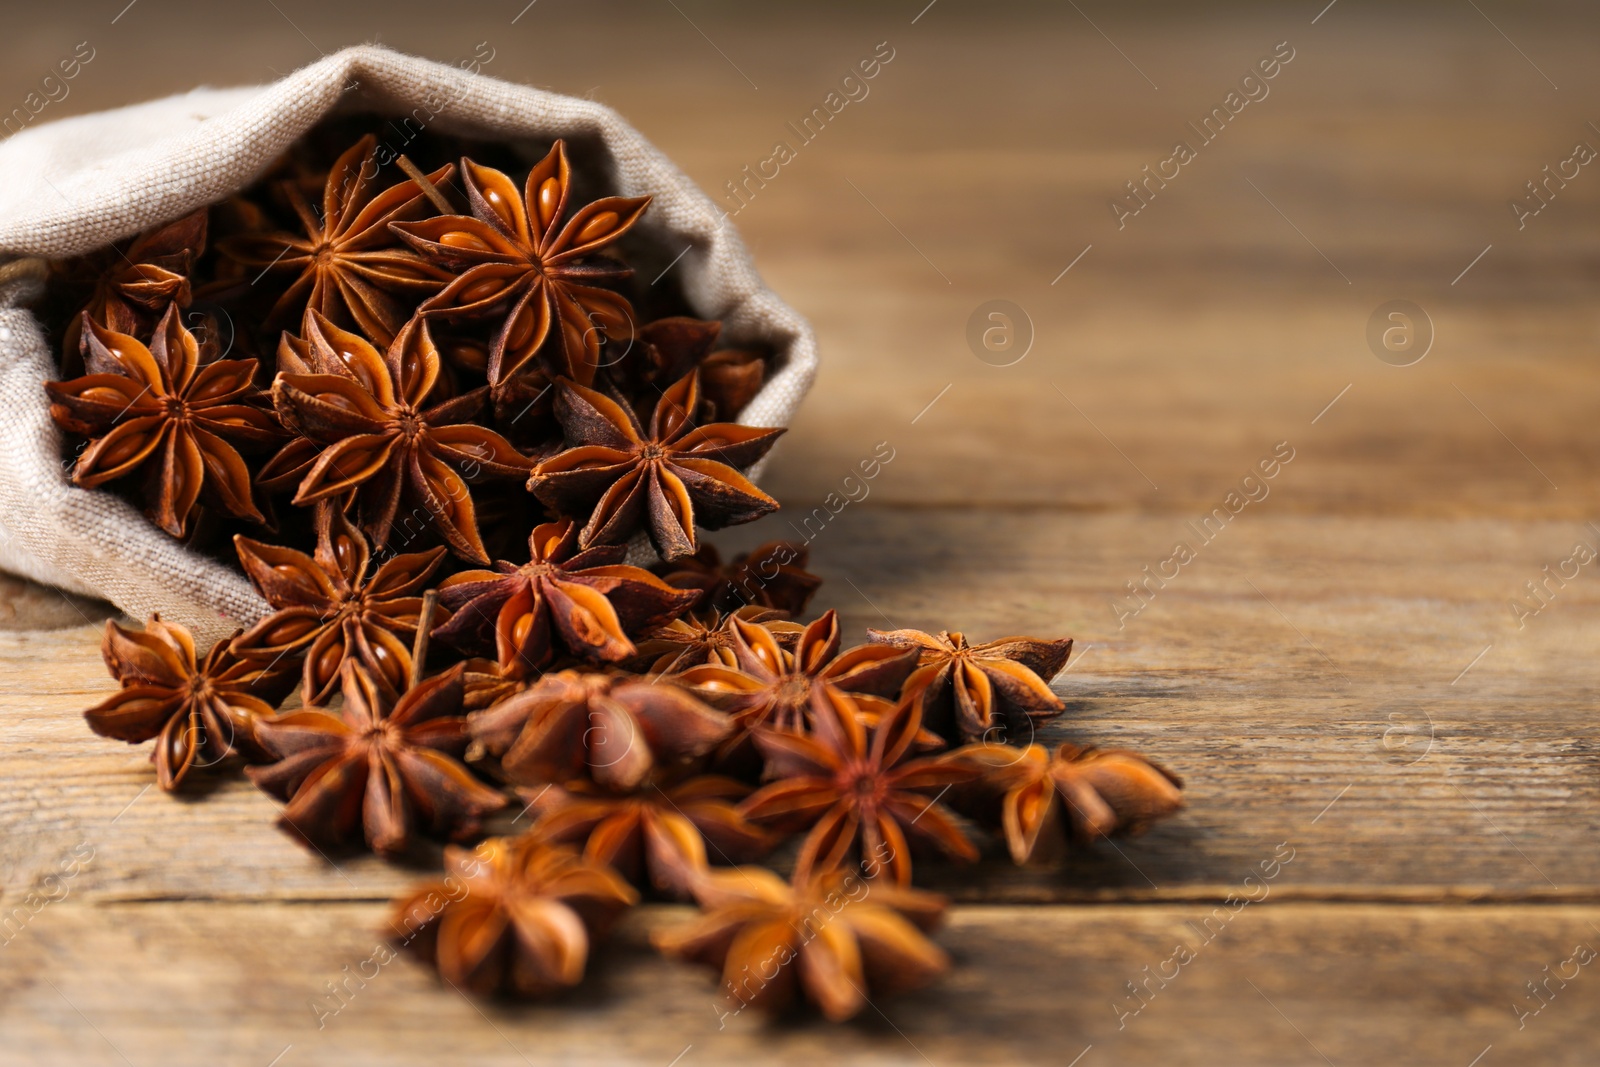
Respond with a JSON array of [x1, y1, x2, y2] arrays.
[[0, 45, 816, 642]]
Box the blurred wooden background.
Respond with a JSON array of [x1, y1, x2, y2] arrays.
[[3, 1, 1600, 1063]]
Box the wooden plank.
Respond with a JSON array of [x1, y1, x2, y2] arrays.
[[4, 511, 1595, 904], [758, 292, 1600, 521], [3, 901, 1596, 1066], [0, 574, 111, 632], [0, 3, 1598, 1064]]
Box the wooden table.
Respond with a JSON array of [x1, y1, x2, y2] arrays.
[[4, 2, 1599, 1063]]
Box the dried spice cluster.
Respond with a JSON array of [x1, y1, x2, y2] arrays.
[[52, 129, 1185, 1023]]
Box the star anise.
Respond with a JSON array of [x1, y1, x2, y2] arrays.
[[654, 540, 822, 616], [528, 371, 784, 561], [614, 317, 767, 422], [84, 615, 295, 791], [390, 141, 648, 389], [468, 670, 731, 793], [217, 134, 455, 346], [455, 657, 528, 714], [675, 611, 919, 758], [698, 347, 768, 423], [266, 311, 531, 563], [631, 607, 802, 674], [525, 775, 774, 898], [615, 316, 719, 395], [654, 865, 949, 1022], [432, 518, 698, 678], [46, 306, 280, 537], [391, 835, 637, 999], [867, 628, 1074, 745], [956, 742, 1184, 863], [233, 506, 445, 706], [487, 362, 560, 452], [248, 661, 507, 857], [739, 685, 977, 886], [58, 208, 207, 362]]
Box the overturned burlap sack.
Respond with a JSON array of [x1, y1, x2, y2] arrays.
[[0, 45, 816, 642]]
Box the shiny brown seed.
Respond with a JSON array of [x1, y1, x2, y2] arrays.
[[506, 304, 536, 348], [316, 392, 361, 414], [313, 640, 345, 687], [371, 641, 406, 690], [261, 615, 319, 646], [441, 230, 493, 252], [96, 433, 149, 468], [459, 277, 509, 304], [536, 178, 561, 226], [574, 212, 619, 244], [443, 340, 488, 374]]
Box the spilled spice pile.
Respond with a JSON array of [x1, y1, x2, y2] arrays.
[[43, 127, 1185, 1022]]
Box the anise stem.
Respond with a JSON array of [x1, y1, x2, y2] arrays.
[[397, 155, 454, 215], [412, 589, 440, 688]]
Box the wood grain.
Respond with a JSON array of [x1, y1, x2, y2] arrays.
[[4, 902, 1599, 1066], [5, 511, 1596, 904], [2, 1, 1599, 1063]]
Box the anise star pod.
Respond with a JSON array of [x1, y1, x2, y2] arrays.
[[234, 506, 445, 706], [266, 311, 532, 563], [675, 610, 919, 760], [46, 307, 280, 537], [616, 316, 720, 394], [868, 628, 1074, 745], [432, 518, 698, 678], [654, 864, 948, 1022], [84, 615, 295, 791], [218, 134, 455, 346], [525, 775, 775, 898], [460, 656, 533, 714], [248, 661, 507, 858], [631, 607, 802, 675], [390, 140, 649, 389], [615, 316, 767, 422], [468, 669, 731, 793], [740, 685, 978, 886], [697, 347, 768, 423], [390, 835, 637, 999], [955, 742, 1184, 863], [528, 370, 784, 561], [58, 208, 207, 362], [653, 540, 822, 617]]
